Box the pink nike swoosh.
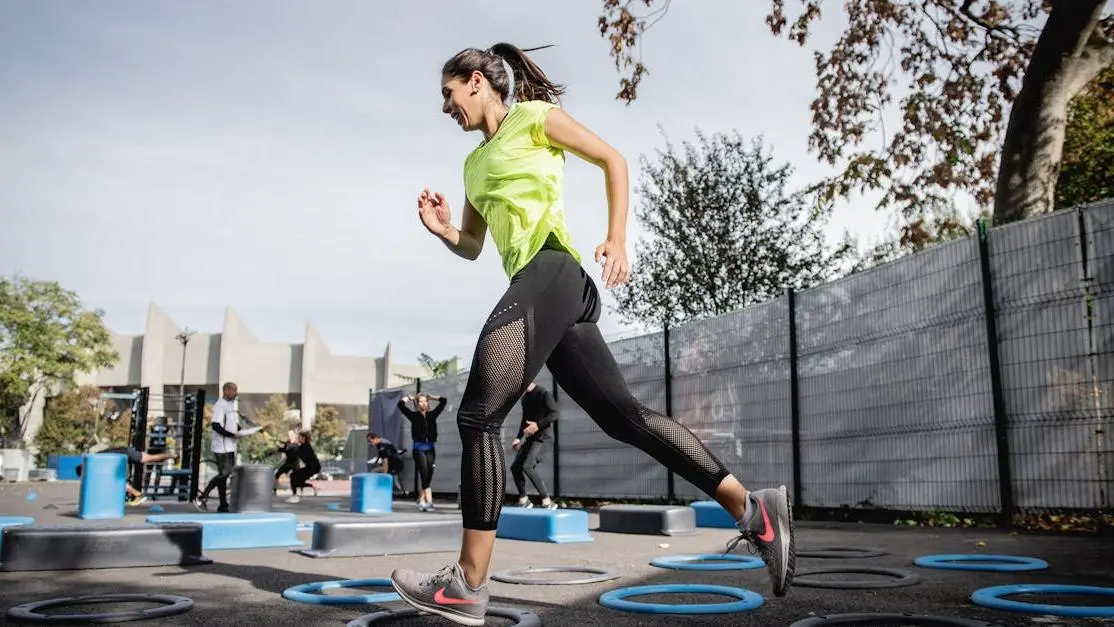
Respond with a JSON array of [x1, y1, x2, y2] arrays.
[[433, 587, 480, 605]]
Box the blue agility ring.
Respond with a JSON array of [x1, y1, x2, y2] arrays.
[[282, 578, 401, 605], [598, 583, 764, 615], [650, 554, 765, 571], [971, 584, 1114, 618], [914, 554, 1049, 572]]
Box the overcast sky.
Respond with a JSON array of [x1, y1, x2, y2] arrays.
[[0, 0, 892, 367]]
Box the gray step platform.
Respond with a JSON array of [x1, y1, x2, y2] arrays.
[[299, 514, 463, 558], [0, 523, 212, 572], [597, 504, 698, 536]]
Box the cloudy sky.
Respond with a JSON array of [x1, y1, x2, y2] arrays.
[[1, 1, 891, 367]]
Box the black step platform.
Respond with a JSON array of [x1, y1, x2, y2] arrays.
[[0, 523, 212, 572], [299, 515, 463, 558]]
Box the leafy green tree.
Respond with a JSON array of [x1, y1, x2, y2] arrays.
[[98, 404, 132, 449], [597, 1, 1114, 232], [31, 385, 97, 466], [240, 394, 298, 464], [611, 130, 853, 328], [0, 276, 117, 442], [1056, 64, 1114, 209], [200, 402, 215, 468], [311, 405, 347, 460], [31, 386, 136, 466]]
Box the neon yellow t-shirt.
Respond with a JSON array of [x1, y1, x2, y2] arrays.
[[463, 100, 581, 280]]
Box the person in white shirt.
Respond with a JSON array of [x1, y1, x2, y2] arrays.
[[193, 381, 242, 513]]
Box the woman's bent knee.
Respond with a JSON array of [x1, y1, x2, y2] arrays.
[[457, 412, 501, 436]]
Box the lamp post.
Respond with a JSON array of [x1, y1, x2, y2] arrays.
[[175, 328, 196, 410]]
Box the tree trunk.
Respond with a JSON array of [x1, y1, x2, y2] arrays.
[[993, 1, 1113, 225]]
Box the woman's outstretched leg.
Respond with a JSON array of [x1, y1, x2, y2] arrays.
[[547, 321, 796, 597]]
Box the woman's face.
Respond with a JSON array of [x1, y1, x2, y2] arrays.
[[417, 395, 430, 411], [441, 71, 485, 132]]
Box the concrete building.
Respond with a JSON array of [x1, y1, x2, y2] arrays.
[[59, 302, 443, 430], [2, 302, 462, 480]]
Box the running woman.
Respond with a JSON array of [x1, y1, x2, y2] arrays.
[[389, 43, 795, 626], [397, 393, 447, 511]]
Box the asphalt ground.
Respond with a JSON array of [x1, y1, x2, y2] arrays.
[[1, 481, 1112, 626]]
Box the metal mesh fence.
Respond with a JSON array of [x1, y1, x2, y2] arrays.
[[556, 333, 669, 499], [795, 236, 998, 511], [364, 202, 1112, 515], [989, 210, 1099, 509], [1084, 200, 1114, 509], [670, 298, 793, 501]]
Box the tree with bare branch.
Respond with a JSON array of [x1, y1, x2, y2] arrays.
[[598, 0, 1114, 233]]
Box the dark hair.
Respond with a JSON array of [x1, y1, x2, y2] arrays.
[[367, 431, 380, 440], [442, 43, 565, 105]]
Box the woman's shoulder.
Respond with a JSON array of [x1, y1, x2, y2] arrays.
[[510, 100, 561, 123], [514, 99, 559, 112]]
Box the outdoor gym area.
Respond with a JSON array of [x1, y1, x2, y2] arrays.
[[0, 472, 1111, 626]]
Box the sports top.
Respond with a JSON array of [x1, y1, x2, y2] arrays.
[[463, 100, 581, 279]]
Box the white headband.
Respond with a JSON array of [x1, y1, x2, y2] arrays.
[[489, 50, 516, 106]]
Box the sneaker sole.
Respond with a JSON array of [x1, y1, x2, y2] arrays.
[[389, 579, 485, 627], [773, 484, 796, 596]]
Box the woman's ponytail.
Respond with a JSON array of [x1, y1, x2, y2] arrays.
[[442, 43, 565, 106], [489, 43, 565, 105]]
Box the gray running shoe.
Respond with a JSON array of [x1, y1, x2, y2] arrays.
[[726, 485, 796, 596], [390, 562, 489, 626]]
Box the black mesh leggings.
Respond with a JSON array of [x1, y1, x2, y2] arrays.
[[457, 248, 732, 531]]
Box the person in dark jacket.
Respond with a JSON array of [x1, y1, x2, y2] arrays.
[[286, 429, 321, 504], [273, 429, 300, 495], [510, 381, 559, 509], [398, 393, 447, 511], [367, 431, 406, 494]]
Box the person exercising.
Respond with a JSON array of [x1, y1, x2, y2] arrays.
[[367, 431, 406, 494], [286, 429, 320, 504], [510, 381, 558, 510], [76, 446, 176, 506], [273, 429, 300, 495], [397, 393, 447, 511], [387, 43, 795, 625]]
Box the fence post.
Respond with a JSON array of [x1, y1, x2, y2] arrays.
[[1077, 207, 1110, 509], [550, 373, 561, 499], [787, 290, 803, 508], [188, 389, 206, 502], [977, 220, 1014, 527], [129, 387, 150, 494], [663, 323, 676, 502], [413, 378, 421, 498]]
